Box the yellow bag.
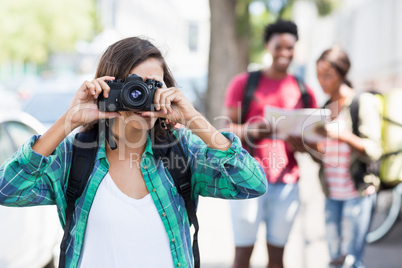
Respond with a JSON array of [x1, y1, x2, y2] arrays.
[[379, 88, 402, 186]]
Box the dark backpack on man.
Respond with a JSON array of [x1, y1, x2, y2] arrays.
[[58, 128, 200, 268], [241, 70, 310, 155], [241, 70, 310, 123]]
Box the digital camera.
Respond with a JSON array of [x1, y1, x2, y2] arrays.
[[98, 74, 163, 112]]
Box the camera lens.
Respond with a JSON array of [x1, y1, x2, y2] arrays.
[[121, 81, 150, 111], [129, 89, 143, 101]]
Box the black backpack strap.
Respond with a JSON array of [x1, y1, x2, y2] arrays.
[[59, 128, 98, 268], [152, 132, 199, 268], [350, 94, 361, 136], [241, 70, 261, 124], [295, 76, 310, 108], [242, 73, 309, 121], [348, 93, 376, 189]]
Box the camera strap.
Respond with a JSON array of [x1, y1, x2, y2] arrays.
[[105, 119, 118, 150]]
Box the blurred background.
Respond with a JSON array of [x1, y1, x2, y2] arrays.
[[2, 0, 402, 123], [1, 0, 402, 267]]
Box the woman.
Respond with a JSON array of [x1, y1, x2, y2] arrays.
[[0, 37, 267, 268], [314, 47, 382, 268]]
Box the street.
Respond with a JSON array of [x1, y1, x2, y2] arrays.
[[197, 153, 402, 268], [365, 218, 402, 268]]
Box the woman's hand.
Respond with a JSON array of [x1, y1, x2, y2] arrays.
[[246, 121, 272, 141], [140, 75, 199, 125], [141, 75, 231, 150], [316, 124, 366, 154], [316, 124, 352, 143], [287, 135, 308, 152], [65, 76, 121, 129], [33, 76, 120, 157]]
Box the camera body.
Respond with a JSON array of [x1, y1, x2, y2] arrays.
[[98, 74, 163, 112]]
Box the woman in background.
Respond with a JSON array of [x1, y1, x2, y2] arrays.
[[313, 47, 382, 268]]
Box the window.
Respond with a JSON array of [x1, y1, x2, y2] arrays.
[[6, 122, 37, 148], [188, 22, 199, 52], [0, 125, 14, 164]]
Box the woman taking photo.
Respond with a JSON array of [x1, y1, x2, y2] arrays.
[[314, 47, 382, 268], [0, 36, 267, 268]]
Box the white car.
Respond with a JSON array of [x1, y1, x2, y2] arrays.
[[0, 110, 62, 268], [21, 90, 75, 129]]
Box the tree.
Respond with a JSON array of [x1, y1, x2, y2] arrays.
[[205, 0, 338, 125], [0, 0, 101, 64], [206, 0, 251, 125]]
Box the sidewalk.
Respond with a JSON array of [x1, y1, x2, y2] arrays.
[[197, 153, 329, 268]]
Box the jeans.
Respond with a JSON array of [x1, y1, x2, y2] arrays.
[[325, 194, 376, 268]]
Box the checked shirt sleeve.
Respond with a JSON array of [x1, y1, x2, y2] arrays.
[[179, 128, 267, 199], [0, 135, 72, 207]]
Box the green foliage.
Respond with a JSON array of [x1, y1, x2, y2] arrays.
[[247, 0, 337, 63], [278, 1, 295, 20], [236, 0, 253, 37], [314, 0, 340, 16], [0, 0, 101, 64], [249, 7, 275, 63], [248, 0, 293, 63]]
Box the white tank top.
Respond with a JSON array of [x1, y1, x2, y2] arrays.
[[78, 172, 174, 268]]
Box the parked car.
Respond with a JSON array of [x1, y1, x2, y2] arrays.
[[0, 110, 62, 268], [21, 90, 75, 129]]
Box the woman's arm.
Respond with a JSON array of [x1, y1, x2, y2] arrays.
[[0, 135, 71, 207], [336, 131, 365, 154], [142, 78, 270, 151], [325, 93, 382, 160], [142, 76, 267, 199], [222, 107, 272, 144], [350, 93, 383, 161], [184, 112, 231, 151], [32, 77, 120, 156], [0, 77, 120, 207], [142, 76, 233, 151], [179, 128, 267, 199]]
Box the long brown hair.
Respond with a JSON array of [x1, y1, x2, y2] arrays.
[[86, 36, 176, 138]]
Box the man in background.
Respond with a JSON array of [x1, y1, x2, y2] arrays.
[[224, 20, 317, 268]]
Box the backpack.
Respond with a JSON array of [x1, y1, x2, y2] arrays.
[[350, 89, 402, 188], [241, 70, 311, 155], [58, 127, 200, 268], [241, 70, 310, 124]]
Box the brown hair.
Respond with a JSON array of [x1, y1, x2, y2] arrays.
[[86, 37, 176, 138], [317, 46, 352, 87]]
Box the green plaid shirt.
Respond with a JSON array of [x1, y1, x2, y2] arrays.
[[0, 128, 266, 268]]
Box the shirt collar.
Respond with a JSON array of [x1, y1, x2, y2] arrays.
[[143, 133, 155, 156]]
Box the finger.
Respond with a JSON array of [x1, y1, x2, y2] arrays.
[[163, 90, 181, 113], [98, 111, 121, 120], [84, 81, 96, 97], [100, 76, 115, 81], [159, 89, 177, 114], [93, 79, 106, 99], [146, 75, 166, 88], [141, 110, 165, 118], [154, 87, 171, 111], [97, 76, 114, 98]]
